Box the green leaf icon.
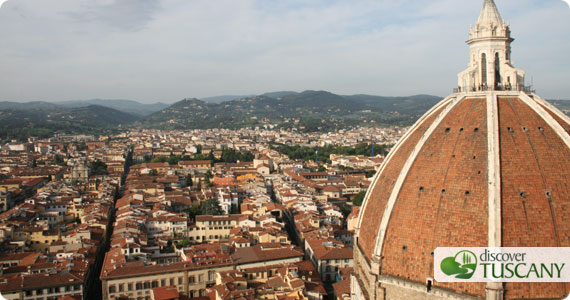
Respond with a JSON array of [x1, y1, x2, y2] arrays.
[[440, 250, 477, 279]]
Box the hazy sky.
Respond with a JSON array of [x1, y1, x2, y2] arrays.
[[0, 0, 569, 103]]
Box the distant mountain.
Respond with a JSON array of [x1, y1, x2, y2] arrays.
[[0, 105, 139, 140], [200, 95, 254, 103], [550, 99, 570, 116], [262, 91, 299, 98], [139, 90, 443, 131], [14, 91, 568, 139], [0, 101, 61, 110], [200, 92, 299, 103], [0, 99, 168, 116], [344, 94, 442, 116], [56, 99, 169, 116]]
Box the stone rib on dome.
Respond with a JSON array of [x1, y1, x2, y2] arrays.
[[354, 91, 570, 299]]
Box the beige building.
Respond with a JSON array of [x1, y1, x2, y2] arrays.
[[0, 272, 84, 300], [103, 261, 232, 300], [187, 215, 242, 243], [305, 239, 353, 282], [101, 244, 304, 300]]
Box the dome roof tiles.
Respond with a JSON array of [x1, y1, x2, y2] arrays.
[[355, 92, 570, 298]]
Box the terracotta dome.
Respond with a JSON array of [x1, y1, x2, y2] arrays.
[[351, 1, 570, 299]]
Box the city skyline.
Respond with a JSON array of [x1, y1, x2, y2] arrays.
[[0, 0, 569, 104]]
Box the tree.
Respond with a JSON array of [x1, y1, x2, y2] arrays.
[[201, 198, 223, 216], [168, 155, 180, 165], [204, 171, 213, 187], [230, 204, 240, 214], [148, 169, 158, 176], [176, 240, 190, 248], [184, 205, 202, 222], [150, 157, 167, 163], [186, 175, 193, 187], [317, 166, 326, 172], [55, 155, 65, 166], [193, 154, 207, 160], [78, 142, 88, 151], [31, 159, 37, 168], [352, 190, 367, 206], [90, 160, 109, 175], [184, 198, 222, 220]]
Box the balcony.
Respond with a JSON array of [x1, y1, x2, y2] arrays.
[[454, 84, 535, 94]]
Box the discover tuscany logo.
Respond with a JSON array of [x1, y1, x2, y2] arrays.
[[435, 248, 570, 283]]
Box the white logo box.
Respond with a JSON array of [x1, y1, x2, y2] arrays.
[[434, 247, 570, 283]]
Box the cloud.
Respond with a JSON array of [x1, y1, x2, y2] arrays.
[[0, 0, 568, 102], [65, 0, 160, 32]]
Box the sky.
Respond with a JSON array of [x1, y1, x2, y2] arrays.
[[0, 0, 569, 104]]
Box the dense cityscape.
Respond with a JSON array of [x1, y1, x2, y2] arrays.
[[0, 126, 406, 300]]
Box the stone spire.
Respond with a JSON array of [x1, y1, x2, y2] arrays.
[[470, 0, 509, 41], [477, 0, 504, 28]]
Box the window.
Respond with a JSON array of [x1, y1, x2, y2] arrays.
[[178, 277, 183, 285], [494, 52, 501, 88], [481, 53, 487, 86], [144, 282, 150, 289], [119, 284, 124, 292], [136, 283, 142, 290], [198, 275, 204, 283], [189, 276, 195, 284], [152, 281, 158, 288], [170, 278, 174, 286], [128, 283, 133, 291], [109, 285, 116, 294], [161, 279, 166, 286]]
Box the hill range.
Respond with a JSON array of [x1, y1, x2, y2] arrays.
[[1, 91, 568, 140]]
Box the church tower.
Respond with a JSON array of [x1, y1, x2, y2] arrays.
[[457, 0, 525, 92], [351, 0, 570, 299]]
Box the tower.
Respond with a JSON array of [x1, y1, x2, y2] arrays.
[[351, 1, 570, 299], [457, 0, 525, 92]]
